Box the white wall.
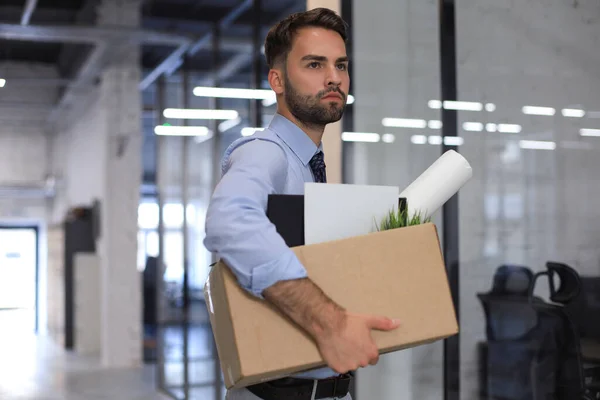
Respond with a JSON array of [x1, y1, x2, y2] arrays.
[[0, 62, 57, 220], [350, 0, 600, 399], [49, 88, 107, 222], [0, 132, 48, 184]]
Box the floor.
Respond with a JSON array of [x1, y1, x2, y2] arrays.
[[5, 306, 599, 400], [155, 323, 226, 400], [0, 326, 171, 400]]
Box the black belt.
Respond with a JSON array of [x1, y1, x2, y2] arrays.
[[246, 373, 353, 400]]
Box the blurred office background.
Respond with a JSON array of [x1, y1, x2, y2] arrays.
[[0, 0, 599, 399]]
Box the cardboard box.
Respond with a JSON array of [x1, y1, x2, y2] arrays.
[[204, 222, 458, 389]]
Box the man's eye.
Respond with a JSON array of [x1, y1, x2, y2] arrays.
[[308, 62, 320, 68], [337, 64, 348, 71]]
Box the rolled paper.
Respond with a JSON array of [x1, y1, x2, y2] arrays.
[[399, 150, 473, 220]]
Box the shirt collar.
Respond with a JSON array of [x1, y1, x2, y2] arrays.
[[268, 113, 323, 166]]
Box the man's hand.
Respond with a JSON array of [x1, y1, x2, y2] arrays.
[[263, 278, 400, 374], [315, 312, 400, 374]]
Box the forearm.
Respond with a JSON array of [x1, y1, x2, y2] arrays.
[[262, 277, 346, 340]]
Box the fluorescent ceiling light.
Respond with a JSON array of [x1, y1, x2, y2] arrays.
[[486, 123, 498, 132], [443, 101, 483, 111], [428, 120, 442, 129], [163, 108, 238, 120], [262, 93, 355, 107], [425, 136, 464, 146], [519, 140, 556, 150], [428, 100, 442, 109], [497, 124, 522, 133], [341, 132, 380, 142], [0, 79, 5, 88], [381, 133, 395, 143], [522, 105, 555, 116], [485, 103, 496, 112], [194, 132, 214, 144], [241, 127, 264, 137], [444, 136, 464, 146], [154, 125, 210, 136], [463, 122, 483, 132], [562, 108, 585, 118], [580, 128, 600, 137], [428, 135, 442, 145], [427, 100, 483, 111], [193, 86, 273, 100], [410, 134, 463, 146], [382, 118, 427, 128], [262, 96, 276, 107], [218, 117, 242, 132], [411, 135, 427, 144]]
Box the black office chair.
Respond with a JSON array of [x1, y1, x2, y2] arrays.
[[477, 265, 542, 400], [527, 262, 600, 400], [566, 276, 600, 343], [478, 262, 600, 400]]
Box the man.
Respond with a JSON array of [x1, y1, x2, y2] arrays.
[[204, 8, 400, 400]]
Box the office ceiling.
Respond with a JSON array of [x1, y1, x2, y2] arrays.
[[0, 0, 304, 108], [0, 0, 306, 188]]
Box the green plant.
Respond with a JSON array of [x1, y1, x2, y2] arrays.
[[375, 207, 431, 231]]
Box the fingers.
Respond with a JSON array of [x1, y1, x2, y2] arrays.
[[369, 354, 380, 365], [368, 347, 380, 365], [367, 316, 401, 331], [347, 312, 401, 331], [360, 350, 380, 368]]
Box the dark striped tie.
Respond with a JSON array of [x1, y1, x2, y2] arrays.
[[309, 151, 327, 183]]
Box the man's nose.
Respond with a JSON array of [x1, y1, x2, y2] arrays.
[[326, 66, 342, 86]]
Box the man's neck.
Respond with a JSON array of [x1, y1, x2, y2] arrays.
[[277, 108, 324, 147]]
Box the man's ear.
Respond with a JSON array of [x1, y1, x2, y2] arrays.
[[268, 68, 284, 95]]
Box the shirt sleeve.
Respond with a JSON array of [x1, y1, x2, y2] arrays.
[[203, 138, 308, 298]]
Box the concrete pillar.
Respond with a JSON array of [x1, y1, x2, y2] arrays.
[[307, 0, 343, 184], [96, 0, 143, 368]]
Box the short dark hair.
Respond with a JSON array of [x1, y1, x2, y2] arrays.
[[264, 7, 349, 69]]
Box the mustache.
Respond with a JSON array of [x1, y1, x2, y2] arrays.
[[318, 87, 346, 99]]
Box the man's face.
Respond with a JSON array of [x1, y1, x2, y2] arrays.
[[282, 27, 350, 126]]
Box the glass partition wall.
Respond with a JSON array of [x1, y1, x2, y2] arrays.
[[348, 0, 600, 399], [455, 1, 600, 399], [345, 0, 446, 399]]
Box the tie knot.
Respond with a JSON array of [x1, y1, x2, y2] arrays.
[[310, 151, 325, 167], [309, 151, 327, 183]]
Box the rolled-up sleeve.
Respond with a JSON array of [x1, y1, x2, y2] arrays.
[[203, 138, 308, 298]]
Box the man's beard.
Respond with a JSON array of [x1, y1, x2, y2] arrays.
[[283, 74, 346, 128]]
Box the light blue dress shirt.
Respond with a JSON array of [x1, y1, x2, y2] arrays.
[[204, 113, 338, 380]]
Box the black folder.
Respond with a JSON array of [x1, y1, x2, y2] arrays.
[[266, 194, 305, 247], [266, 194, 407, 248]]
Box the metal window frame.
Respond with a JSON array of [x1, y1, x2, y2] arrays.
[[438, 1, 461, 399]]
